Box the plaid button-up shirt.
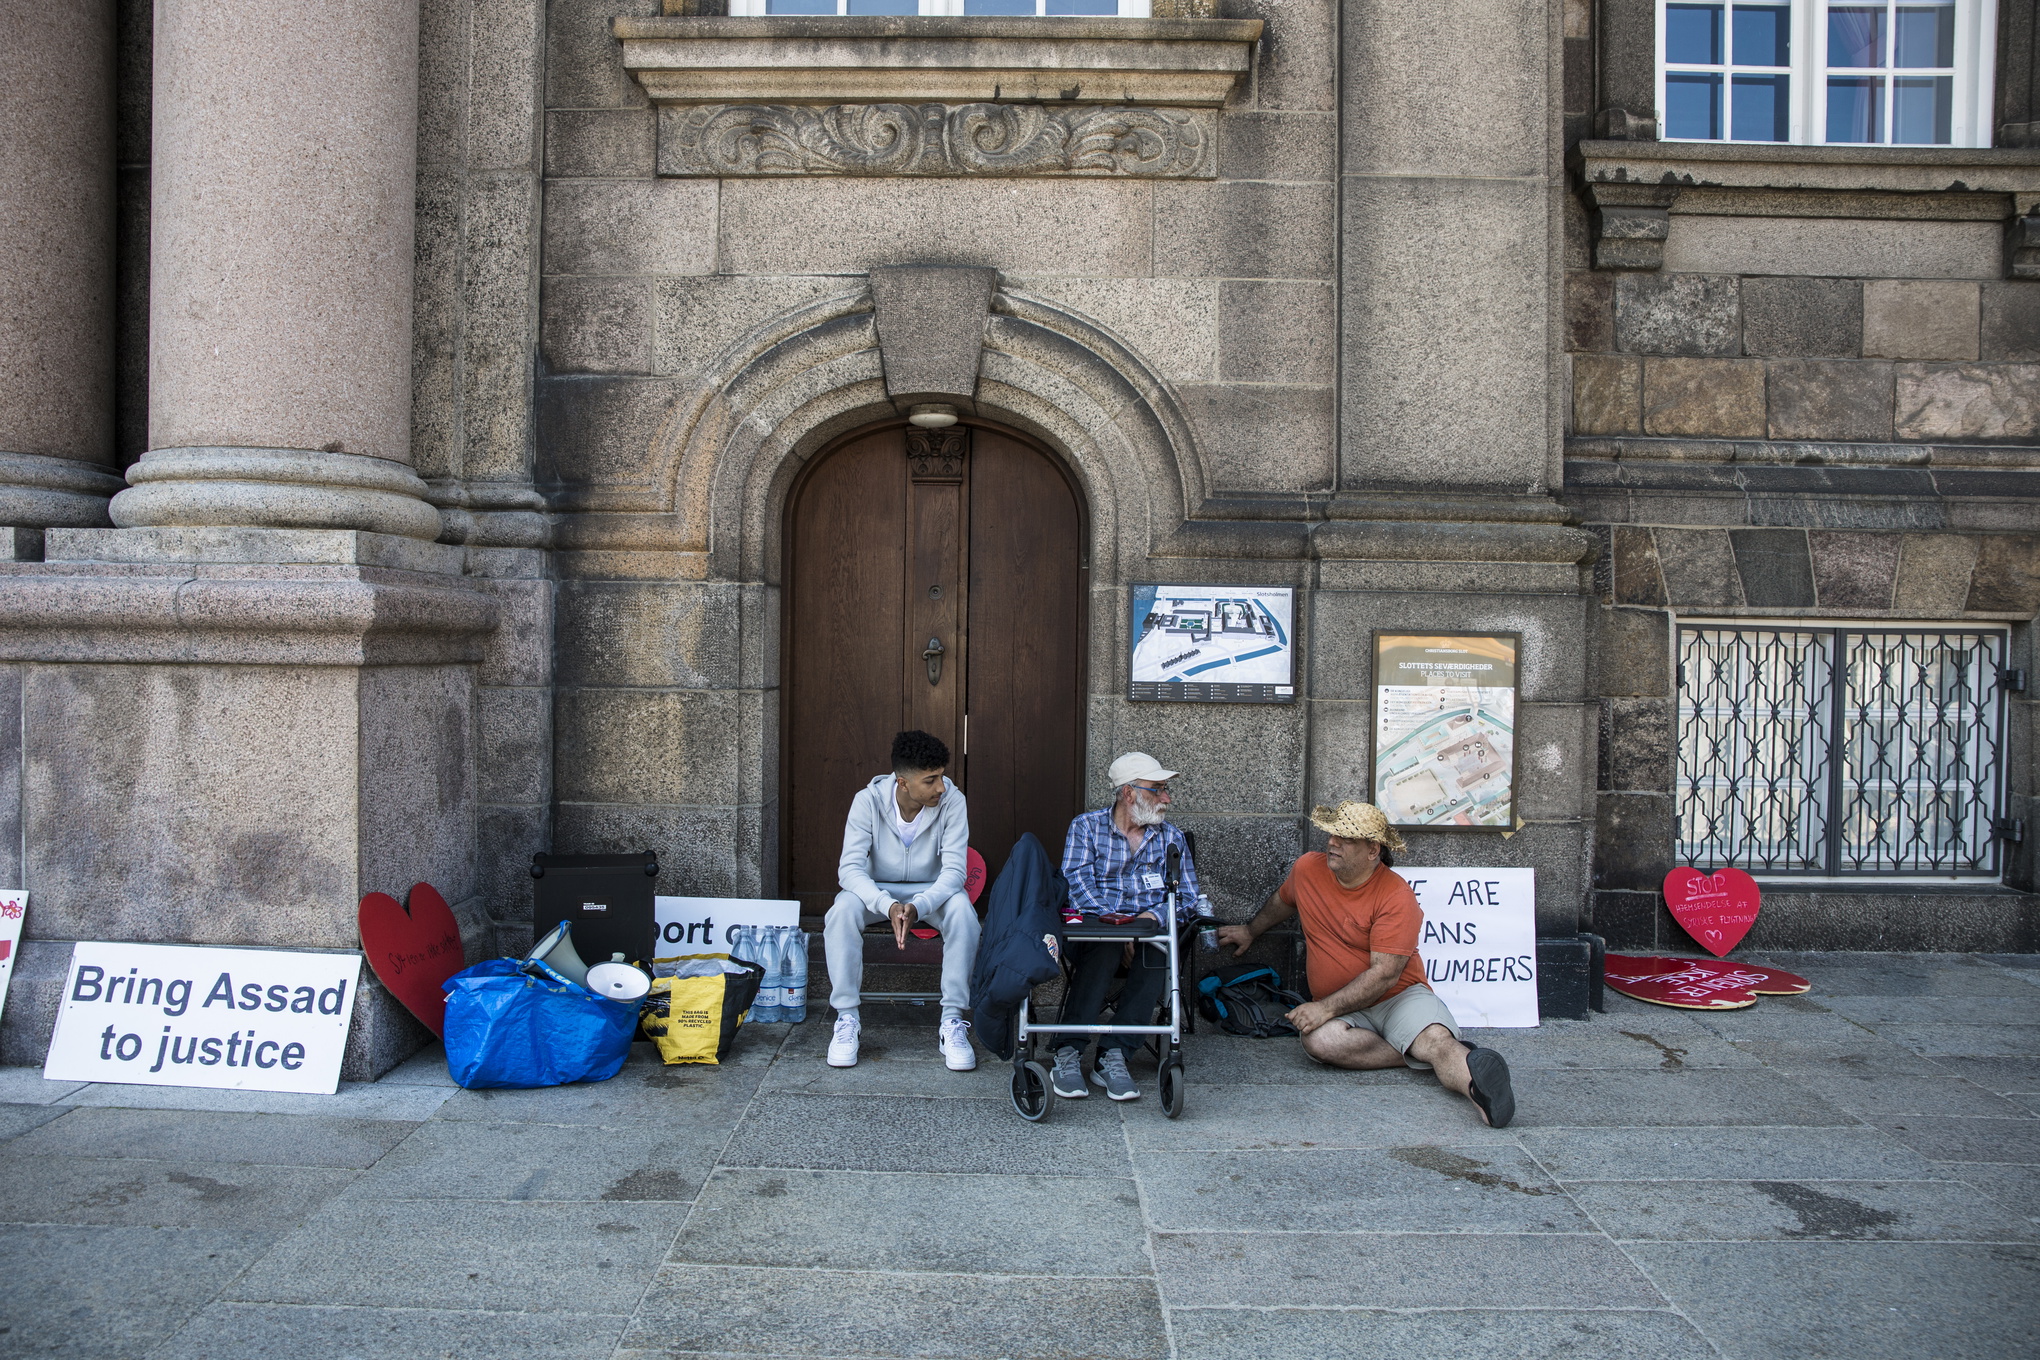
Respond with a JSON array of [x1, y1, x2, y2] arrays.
[[1060, 808, 1202, 920]]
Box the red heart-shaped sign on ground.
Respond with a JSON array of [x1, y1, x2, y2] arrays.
[[965, 847, 988, 904], [358, 882, 466, 1037], [1604, 954, 1758, 1009], [1610, 953, 1810, 996], [1663, 866, 1762, 957]]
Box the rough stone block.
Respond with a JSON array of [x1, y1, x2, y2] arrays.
[[718, 179, 1153, 277], [1661, 217, 2002, 279], [1166, 813, 1303, 916], [1863, 280, 1981, 361], [869, 265, 995, 403], [542, 179, 716, 276], [1612, 524, 1666, 605], [1892, 533, 1981, 612], [478, 803, 548, 923], [1604, 696, 1673, 792], [1097, 698, 1305, 815], [1642, 358, 1766, 437], [1589, 889, 1664, 949], [653, 274, 848, 377], [1153, 181, 1334, 280], [458, 174, 544, 486], [1593, 791, 1674, 891], [1590, 605, 1672, 698], [1574, 354, 1642, 435], [553, 687, 743, 806], [1741, 276, 1862, 358], [1615, 273, 1740, 357], [1339, 0, 1548, 179], [1894, 364, 2040, 441], [1808, 531, 1900, 610], [1004, 275, 1219, 384], [1215, 110, 1335, 183], [544, 109, 656, 178], [1964, 536, 2040, 612], [546, 0, 656, 109], [0, 664, 19, 889], [1340, 176, 1549, 487], [552, 802, 742, 899], [1216, 280, 1334, 384], [1178, 383, 1334, 492], [1654, 528, 1746, 608], [467, 0, 543, 172], [1566, 271, 1615, 353], [477, 577, 554, 690], [540, 275, 652, 374], [554, 580, 741, 690], [1981, 282, 2040, 361], [1729, 528, 1816, 608], [1307, 590, 1587, 704], [477, 687, 549, 807], [1765, 360, 1894, 441], [1514, 702, 1593, 821], [535, 375, 684, 492], [1224, 0, 1333, 111]]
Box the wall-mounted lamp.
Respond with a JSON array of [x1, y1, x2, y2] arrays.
[[907, 403, 958, 429]]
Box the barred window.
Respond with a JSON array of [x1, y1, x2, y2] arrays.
[[1676, 625, 2014, 877], [734, 0, 1148, 13]]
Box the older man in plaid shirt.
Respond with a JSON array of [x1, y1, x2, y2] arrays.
[[1053, 752, 1203, 1102]]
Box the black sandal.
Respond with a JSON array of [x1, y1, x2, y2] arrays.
[[1463, 1045, 1516, 1129]]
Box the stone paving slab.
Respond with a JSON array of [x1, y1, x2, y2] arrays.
[[1944, 1161, 2040, 1215], [1727, 1037, 1955, 1075], [1510, 1068, 1858, 1127], [1918, 1054, 2040, 1091], [0, 1224, 276, 1360], [1565, 1177, 2040, 1242], [1167, 1307, 1711, 1360], [1123, 1082, 1513, 1150], [1872, 1113, 2040, 1163], [1518, 1126, 1937, 1180], [433, 1056, 768, 1128], [722, 1091, 1134, 1175], [1876, 1023, 2040, 1056], [0, 1068, 87, 1104], [0, 1100, 71, 1139], [1628, 1240, 2040, 1360], [1760, 1070, 2026, 1118], [8, 1106, 420, 1168], [0, 1151, 359, 1229], [340, 1119, 724, 1203], [150, 1303, 629, 1360], [1822, 994, 2040, 1026], [60, 1079, 456, 1121]]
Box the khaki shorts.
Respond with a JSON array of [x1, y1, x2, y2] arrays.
[[1329, 983, 1460, 1070]]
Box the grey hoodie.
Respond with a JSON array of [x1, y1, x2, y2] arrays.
[[837, 773, 971, 916]]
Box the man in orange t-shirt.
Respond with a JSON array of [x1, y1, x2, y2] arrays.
[[1216, 800, 1515, 1128]]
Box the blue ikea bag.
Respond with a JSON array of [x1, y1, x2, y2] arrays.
[[442, 957, 638, 1089]]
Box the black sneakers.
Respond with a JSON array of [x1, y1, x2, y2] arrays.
[[1464, 1045, 1516, 1129]]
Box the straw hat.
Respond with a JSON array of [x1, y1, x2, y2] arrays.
[[1309, 800, 1407, 854]]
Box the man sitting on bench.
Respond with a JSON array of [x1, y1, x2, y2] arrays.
[[823, 729, 979, 1072], [1215, 800, 1516, 1128], [1054, 752, 1201, 1102]]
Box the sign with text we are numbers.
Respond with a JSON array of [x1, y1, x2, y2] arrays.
[[1401, 867, 1539, 1028], [44, 942, 361, 1094]]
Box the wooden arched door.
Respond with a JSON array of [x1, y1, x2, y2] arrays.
[[782, 420, 1087, 917]]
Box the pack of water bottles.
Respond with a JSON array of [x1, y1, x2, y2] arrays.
[[731, 924, 809, 1023]]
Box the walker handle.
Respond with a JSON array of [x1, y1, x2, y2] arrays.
[[1165, 843, 1181, 892]]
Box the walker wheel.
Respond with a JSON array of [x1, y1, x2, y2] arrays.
[[1159, 1058, 1185, 1119], [1013, 1061, 1052, 1122]]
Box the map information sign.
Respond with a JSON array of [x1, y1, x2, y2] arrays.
[[1372, 633, 1519, 828], [1129, 584, 1295, 703]]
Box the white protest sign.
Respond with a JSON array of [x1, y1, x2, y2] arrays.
[[655, 897, 799, 954], [44, 942, 362, 1094], [0, 891, 24, 1023], [1400, 867, 1539, 1027]]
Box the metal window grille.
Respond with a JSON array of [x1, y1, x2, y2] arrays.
[[1676, 626, 2012, 876]]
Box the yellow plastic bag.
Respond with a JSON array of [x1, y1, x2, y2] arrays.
[[640, 958, 764, 1065]]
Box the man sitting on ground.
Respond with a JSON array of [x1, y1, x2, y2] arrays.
[[823, 730, 979, 1072], [1054, 752, 1201, 1102], [1216, 800, 1515, 1127]]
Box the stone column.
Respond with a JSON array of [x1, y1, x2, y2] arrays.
[[0, 0, 126, 538], [110, 0, 440, 540]]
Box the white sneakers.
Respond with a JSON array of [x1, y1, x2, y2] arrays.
[[824, 1011, 977, 1071], [939, 1016, 977, 1071], [827, 1012, 861, 1067]]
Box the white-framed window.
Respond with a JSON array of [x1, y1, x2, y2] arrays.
[[1658, 0, 1998, 146], [730, 0, 1151, 14]]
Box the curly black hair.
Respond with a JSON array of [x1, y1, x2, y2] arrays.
[[891, 729, 951, 775]]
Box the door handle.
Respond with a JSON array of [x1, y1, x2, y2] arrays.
[[923, 636, 945, 686]]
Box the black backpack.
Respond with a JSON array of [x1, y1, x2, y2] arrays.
[[1197, 965, 1307, 1037]]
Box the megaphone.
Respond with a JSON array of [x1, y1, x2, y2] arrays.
[[526, 919, 589, 987], [587, 952, 651, 1002]]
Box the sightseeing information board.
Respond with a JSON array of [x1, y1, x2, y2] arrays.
[[1371, 632, 1519, 829], [1129, 585, 1296, 703]]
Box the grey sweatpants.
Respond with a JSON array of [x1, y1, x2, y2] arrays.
[[823, 882, 980, 1018]]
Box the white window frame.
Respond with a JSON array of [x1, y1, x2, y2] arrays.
[[1657, 0, 1997, 147], [729, 0, 1152, 14]]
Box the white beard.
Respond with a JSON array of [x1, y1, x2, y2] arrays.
[[1127, 794, 1169, 827]]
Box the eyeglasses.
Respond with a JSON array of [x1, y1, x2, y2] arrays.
[[1130, 781, 1172, 795]]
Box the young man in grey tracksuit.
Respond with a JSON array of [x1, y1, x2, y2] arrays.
[[822, 729, 979, 1071]]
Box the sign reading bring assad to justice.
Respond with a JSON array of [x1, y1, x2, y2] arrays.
[[1372, 633, 1519, 829], [1129, 584, 1295, 703]]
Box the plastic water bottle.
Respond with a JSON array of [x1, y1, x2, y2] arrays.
[[743, 924, 783, 1022], [779, 928, 809, 1023]]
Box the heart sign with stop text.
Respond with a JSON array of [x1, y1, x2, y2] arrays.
[[358, 883, 465, 1037], [1663, 867, 1762, 957]]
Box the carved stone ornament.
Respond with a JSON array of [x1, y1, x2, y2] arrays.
[[658, 103, 1215, 179], [906, 427, 969, 481]]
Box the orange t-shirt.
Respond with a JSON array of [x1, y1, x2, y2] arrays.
[[1277, 854, 1428, 1004]]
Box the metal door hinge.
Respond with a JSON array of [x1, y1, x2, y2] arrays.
[[1995, 817, 2025, 845], [1999, 667, 2027, 693]]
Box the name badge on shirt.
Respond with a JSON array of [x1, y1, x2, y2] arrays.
[[1141, 872, 1164, 891]]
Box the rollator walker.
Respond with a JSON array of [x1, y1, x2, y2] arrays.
[[1010, 842, 1193, 1121]]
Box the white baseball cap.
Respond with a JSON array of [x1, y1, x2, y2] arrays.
[[1109, 752, 1178, 786]]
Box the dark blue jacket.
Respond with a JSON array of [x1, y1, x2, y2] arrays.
[[968, 833, 1068, 1060]]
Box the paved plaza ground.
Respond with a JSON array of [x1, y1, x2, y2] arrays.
[[0, 951, 2035, 1359]]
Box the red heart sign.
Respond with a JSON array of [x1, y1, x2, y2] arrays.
[[1663, 866, 1762, 957], [358, 882, 466, 1037], [1611, 953, 1810, 996], [965, 848, 988, 904], [1604, 954, 1758, 1009]]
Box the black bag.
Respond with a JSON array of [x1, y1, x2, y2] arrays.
[[1196, 964, 1307, 1037]]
